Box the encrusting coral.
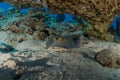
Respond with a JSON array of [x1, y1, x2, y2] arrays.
[[6, 15, 50, 40], [6, 0, 119, 25], [2, 0, 120, 41]]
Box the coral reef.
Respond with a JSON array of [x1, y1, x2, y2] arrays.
[[2, 0, 118, 41], [1, 1, 120, 80], [6, 15, 50, 40], [85, 23, 113, 41], [2, 7, 83, 48], [4, 0, 120, 25]]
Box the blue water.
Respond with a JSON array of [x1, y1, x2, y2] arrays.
[[20, 8, 30, 14], [46, 14, 78, 22], [110, 15, 120, 31], [0, 2, 14, 12]]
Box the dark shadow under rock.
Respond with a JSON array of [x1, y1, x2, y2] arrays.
[[14, 58, 58, 80], [0, 42, 18, 53], [0, 68, 16, 80], [16, 58, 52, 68]]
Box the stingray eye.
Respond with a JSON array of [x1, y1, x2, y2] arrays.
[[58, 37, 63, 42], [58, 37, 66, 43]]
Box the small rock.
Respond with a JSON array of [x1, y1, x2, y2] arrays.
[[3, 60, 16, 69], [95, 48, 120, 68]]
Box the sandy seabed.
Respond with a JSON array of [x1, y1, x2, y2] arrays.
[[0, 31, 120, 80]]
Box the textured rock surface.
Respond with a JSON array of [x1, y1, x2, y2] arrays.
[[0, 31, 33, 47], [0, 40, 120, 80], [96, 49, 120, 68], [16, 40, 46, 50]]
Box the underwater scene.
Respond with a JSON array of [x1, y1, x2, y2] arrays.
[[0, 0, 120, 80]]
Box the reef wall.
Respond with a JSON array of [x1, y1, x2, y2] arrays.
[[1, 0, 120, 41]]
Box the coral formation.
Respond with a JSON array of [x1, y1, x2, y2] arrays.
[[5, 0, 120, 24], [3, 0, 118, 41], [1, 0, 120, 43], [85, 23, 113, 41], [6, 15, 50, 40]]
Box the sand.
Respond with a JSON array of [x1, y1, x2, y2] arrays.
[[0, 32, 120, 80]]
